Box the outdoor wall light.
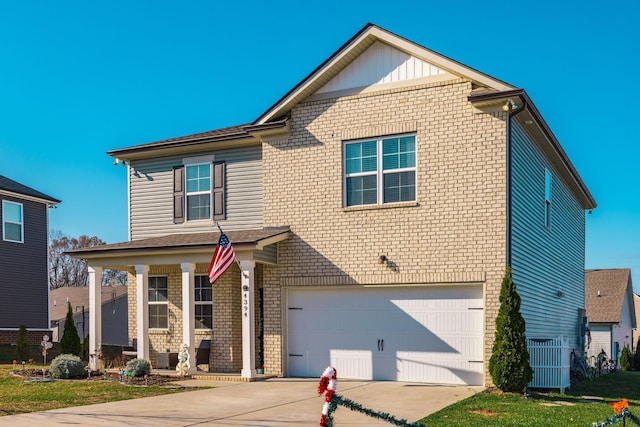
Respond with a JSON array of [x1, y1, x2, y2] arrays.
[[502, 99, 517, 112], [556, 290, 564, 298], [378, 255, 388, 264]]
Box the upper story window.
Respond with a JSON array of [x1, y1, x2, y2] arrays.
[[545, 169, 552, 228], [148, 276, 168, 329], [195, 275, 213, 330], [344, 135, 416, 207], [186, 163, 212, 221], [2, 200, 24, 243], [173, 158, 226, 224]]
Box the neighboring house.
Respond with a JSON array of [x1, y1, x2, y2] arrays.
[[0, 175, 60, 344], [634, 293, 640, 348], [70, 24, 596, 387], [50, 285, 129, 346], [585, 269, 636, 362]]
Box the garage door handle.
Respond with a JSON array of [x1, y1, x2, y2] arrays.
[[468, 360, 483, 363], [381, 339, 384, 351], [289, 354, 303, 357]]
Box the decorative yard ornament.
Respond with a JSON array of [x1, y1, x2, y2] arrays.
[[318, 366, 337, 427], [176, 343, 191, 377], [41, 335, 53, 364]]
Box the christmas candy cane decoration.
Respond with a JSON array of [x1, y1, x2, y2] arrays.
[[318, 366, 337, 427]]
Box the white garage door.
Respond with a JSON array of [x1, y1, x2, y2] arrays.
[[287, 285, 483, 385]]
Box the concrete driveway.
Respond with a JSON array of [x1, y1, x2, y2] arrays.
[[0, 378, 481, 426]]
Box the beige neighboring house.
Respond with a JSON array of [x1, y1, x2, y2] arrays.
[[633, 293, 640, 349], [585, 269, 636, 362], [69, 23, 596, 388], [50, 286, 129, 346]]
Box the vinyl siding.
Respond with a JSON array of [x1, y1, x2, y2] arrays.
[[0, 195, 50, 329], [129, 145, 263, 240], [510, 119, 585, 350]]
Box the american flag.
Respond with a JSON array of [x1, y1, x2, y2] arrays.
[[208, 229, 235, 284]]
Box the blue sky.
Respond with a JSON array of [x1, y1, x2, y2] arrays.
[[1, 2, 639, 290]]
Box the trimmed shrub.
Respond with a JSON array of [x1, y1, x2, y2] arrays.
[[619, 343, 632, 371], [126, 358, 151, 377], [16, 324, 30, 362], [489, 266, 533, 392], [60, 302, 82, 357], [50, 354, 85, 379]]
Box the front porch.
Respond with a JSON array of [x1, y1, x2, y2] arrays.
[[69, 227, 289, 380]]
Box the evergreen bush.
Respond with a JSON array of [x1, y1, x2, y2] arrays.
[[619, 343, 632, 371], [489, 266, 533, 392], [60, 302, 82, 357], [126, 358, 151, 377], [50, 354, 85, 379], [16, 324, 31, 362], [634, 337, 640, 370]]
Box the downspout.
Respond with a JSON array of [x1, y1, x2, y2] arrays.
[[506, 99, 527, 267]]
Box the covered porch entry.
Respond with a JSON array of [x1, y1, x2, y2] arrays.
[[69, 227, 289, 379]]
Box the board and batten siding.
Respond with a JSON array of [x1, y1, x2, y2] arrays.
[[510, 119, 586, 350], [0, 195, 50, 329], [129, 145, 263, 240]]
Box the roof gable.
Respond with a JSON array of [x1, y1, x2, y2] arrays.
[[585, 269, 634, 324], [256, 23, 515, 124]]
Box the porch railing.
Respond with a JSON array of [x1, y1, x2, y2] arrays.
[[527, 336, 571, 392]]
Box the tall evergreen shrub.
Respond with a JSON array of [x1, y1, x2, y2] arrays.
[[619, 343, 632, 371], [634, 337, 640, 370], [60, 302, 82, 357], [489, 266, 533, 392], [16, 324, 30, 362]]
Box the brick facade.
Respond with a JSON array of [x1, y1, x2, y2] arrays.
[[126, 263, 262, 373], [262, 79, 508, 385]]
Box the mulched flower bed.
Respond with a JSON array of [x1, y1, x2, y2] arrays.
[[11, 369, 178, 387]]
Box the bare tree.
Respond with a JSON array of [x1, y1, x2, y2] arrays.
[[48, 231, 127, 289]]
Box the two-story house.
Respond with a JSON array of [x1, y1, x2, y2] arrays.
[[0, 175, 60, 344], [71, 24, 596, 387]]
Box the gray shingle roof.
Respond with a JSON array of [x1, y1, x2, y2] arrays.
[[67, 227, 290, 255], [0, 175, 61, 203], [585, 269, 632, 323]]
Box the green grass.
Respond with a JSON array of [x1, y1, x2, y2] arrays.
[[421, 371, 640, 427], [0, 364, 195, 416]]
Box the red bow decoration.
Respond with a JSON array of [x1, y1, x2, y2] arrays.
[[609, 399, 629, 415]]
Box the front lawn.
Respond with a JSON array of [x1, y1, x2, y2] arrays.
[[421, 371, 640, 426], [0, 364, 196, 416]]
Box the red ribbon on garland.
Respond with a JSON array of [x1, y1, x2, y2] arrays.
[[318, 366, 337, 427]]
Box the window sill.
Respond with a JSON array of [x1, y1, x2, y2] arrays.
[[343, 201, 419, 212]]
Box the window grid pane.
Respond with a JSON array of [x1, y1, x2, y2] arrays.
[[345, 141, 377, 174], [187, 194, 211, 220], [346, 175, 377, 206], [195, 275, 213, 330], [384, 171, 416, 203], [186, 164, 211, 193]]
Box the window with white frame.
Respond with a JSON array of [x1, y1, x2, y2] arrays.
[[195, 275, 213, 329], [344, 135, 416, 207], [186, 163, 211, 220], [2, 200, 24, 243], [148, 276, 168, 329], [545, 169, 552, 228]]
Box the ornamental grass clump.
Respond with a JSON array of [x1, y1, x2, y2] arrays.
[[50, 354, 85, 379], [126, 358, 151, 377]]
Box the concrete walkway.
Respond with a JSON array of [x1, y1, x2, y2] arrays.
[[0, 378, 481, 426]]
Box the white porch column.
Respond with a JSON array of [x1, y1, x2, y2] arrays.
[[88, 266, 103, 370], [135, 265, 150, 361], [240, 260, 256, 378], [181, 262, 196, 375]]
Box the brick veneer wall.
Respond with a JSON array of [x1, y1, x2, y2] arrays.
[[262, 79, 508, 385]]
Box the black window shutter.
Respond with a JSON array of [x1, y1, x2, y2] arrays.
[[173, 166, 185, 224], [212, 161, 226, 220]]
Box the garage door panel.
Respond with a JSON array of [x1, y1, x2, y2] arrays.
[[287, 286, 483, 385]]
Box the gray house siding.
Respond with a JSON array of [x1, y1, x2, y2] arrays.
[[0, 194, 50, 329], [55, 295, 128, 345], [129, 144, 263, 240], [510, 119, 585, 349]]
